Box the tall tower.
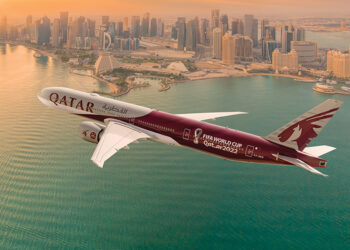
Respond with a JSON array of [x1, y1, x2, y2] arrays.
[[141, 12, 150, 37], [52, 18, 61, 47], [60, 12, 68, 43], [211, 9, 220, 30], [186, 19, 197, 51], [123, 17, 128, 31], [220, 14, 229, 35], [177, 20, 186, 50], [212, 27, 222, 59], [222, 33, 235, 65], [244, 14, 258, 47], [131, 16, 140, 38]]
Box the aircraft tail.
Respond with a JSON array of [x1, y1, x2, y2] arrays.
[[265, 99, 342, 151]]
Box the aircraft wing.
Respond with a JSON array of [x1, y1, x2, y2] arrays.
[[91, 120, 150, 168], [273, 154, 328, 177], [177, 112, 247, 121]]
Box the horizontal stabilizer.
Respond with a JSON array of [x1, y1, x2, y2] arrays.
[[303, 145, 336, 157], [177, 112, 247, 121], [273, 154, 328, 177]]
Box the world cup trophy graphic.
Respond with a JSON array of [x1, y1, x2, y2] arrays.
[[193, 128, 203, 144]]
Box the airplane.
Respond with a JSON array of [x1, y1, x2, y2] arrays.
[[38, 87, 343, 177]]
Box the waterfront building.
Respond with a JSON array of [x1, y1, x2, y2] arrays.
[[327, 50, 350, 79], [263, 40, 278, 62], [200, 18, 210, 45], [67, 16, 94, 49], [211, 9, 220, 29], [60, 12, 68, 43], [294, 28, 305, 41], [131, 16, 140, 38], [231, 19, 244, 35], [212, 27, 222, 59], [141, 12, 150, 37], [150, 18, 157, 37], [177, 20, 186, 50], [272, 49, 299, 73], [37, 16, 51, 45], [291, 41, 317, 65], [222, 33, 253, 64], [243, 14, 258, 47], [186, 19, 197, 51], [220, 15, 229, 36], [94, 53, 119, 74], [52, 18, 61, 47], [0, 16, 7, 40], [281, 25, 305, 53]]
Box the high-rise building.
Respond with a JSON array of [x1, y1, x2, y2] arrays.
[[87, 19, 96, 38], [327, 50, 350, 78], [60, 12, 68, 43], [294, 27, 305, 41], [37, 16, 51, 45], [211, 9, 220, 29], [141, 12, 150, 37], [281, 25, 294, 53], [272, 49, 299, 72], [116, 22, 124, 37], [244, 14, 258, 47], [102, 16, 110, 26], [123, 17, 128, 31], [291, 41, 317, 65], [0, 16, 7, 40], [193, 17, 200, 45], [264, 41, 278, 62], [177, 20, 186, 50], [220, 14, 229, 36], [150, 18, 157, 37], [222, 34, 253, 64], [52, 18, 61, 47], [131, 16, 140, 38], [231, 19, 244, 35], [157, 19, 164, 37], [186, 19, 197, 51], [200, 18, 210, 45], [261, 19, 269, 40], [212, 27, 222, 59]]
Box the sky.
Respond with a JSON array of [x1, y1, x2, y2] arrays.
[[0, 0, 349, 21]]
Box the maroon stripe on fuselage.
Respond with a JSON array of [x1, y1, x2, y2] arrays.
[[78, 110, 325, 168]]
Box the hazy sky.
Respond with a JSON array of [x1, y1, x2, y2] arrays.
[[0, 0, 349, 20]]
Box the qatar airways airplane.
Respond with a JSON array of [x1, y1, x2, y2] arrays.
[[38, 87, 342, 177]]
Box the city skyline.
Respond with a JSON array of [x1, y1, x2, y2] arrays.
[[1, 0, 350, 22]]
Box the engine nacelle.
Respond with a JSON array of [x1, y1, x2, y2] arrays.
[[79, 121, 105, 144]]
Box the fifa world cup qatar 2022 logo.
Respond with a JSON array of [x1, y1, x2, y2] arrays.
[[193, 128, 203, 144]]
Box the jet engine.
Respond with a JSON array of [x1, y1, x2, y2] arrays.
[[79, 121, 106, 144]]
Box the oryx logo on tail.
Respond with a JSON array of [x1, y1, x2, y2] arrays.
[[278, 108, 339, 150]]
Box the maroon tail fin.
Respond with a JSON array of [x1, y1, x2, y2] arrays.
[[265, 99, 342, 151]]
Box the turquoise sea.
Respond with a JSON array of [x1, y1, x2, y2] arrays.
[[0, 44, 350, 249]]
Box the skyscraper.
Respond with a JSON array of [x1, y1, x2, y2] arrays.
[[220, 14, 229, 35], [272, 49, 299, 72], [212, 27, 222, 59], [141, 12, 150, 37], [200, 18, 210, 45], [211, 9, 220, 30], [102, 16, 110, 26], [116, 22, 124, 37], [37, 16, 51, 45], [0, 16, 7, 40], [281, 24, 294, 53], [60, 12, 68, 43], [186, 19, 197, 51], [123, 17, 128, 31], [157, 19, 164, 37], [327, 50, 350, 78], [177, 19, 186, 50], [261, 19, 269, 40], [131, 16, 140, 38], [150, 18, 157, 37], [231, 19, 244, 35], [244, 14, 258, 47], [52, 18, 61, 47], [222, 33, 235, 65]]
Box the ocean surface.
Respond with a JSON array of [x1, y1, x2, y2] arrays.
[[307, 31, 350, 49], [0, 44, 350, 249]]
